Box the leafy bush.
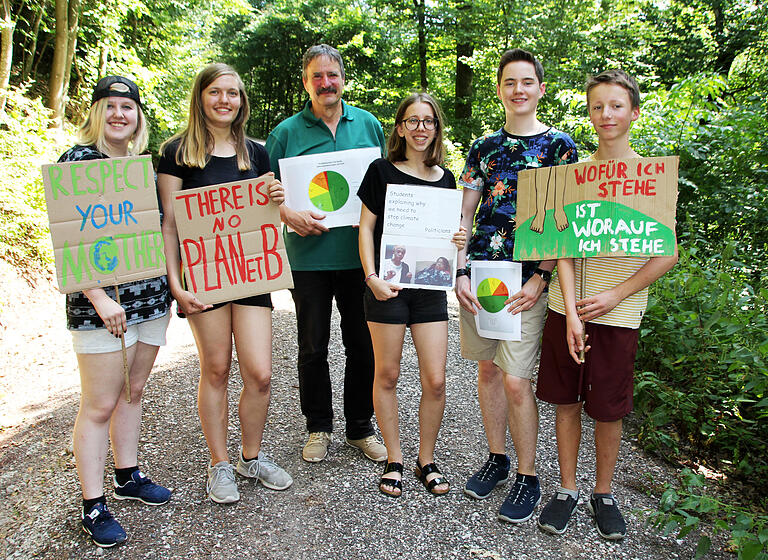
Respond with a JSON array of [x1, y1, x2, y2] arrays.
[[0, 87, 73, 280], [635, 243, 768, 481], [645, 468, 768, 560]]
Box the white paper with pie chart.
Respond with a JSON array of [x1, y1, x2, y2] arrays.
[[279, 147, 381, 229], [471, 260, 522, 341]]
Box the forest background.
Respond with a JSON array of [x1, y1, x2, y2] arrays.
[[0, 0, 766, 557]]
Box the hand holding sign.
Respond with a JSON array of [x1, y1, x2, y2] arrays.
[[280, 206, 328, 237]]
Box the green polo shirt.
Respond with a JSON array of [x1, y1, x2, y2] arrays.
[[266, 100, 386, 271]]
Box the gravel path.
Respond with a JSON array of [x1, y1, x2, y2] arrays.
[[0, 264, 725, 559]]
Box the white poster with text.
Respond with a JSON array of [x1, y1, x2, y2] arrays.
[[279, 147, 381, 229], [379, 183, 461, 292]]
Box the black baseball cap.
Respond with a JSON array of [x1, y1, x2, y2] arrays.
[[91, 76, 142, 106]]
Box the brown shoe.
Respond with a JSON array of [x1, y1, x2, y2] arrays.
[[345, 435, 387, 462], [302, 432, 331, 462]]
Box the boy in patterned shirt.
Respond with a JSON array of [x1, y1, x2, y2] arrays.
[[536, 69, 678, 540], [456, 48, 578, 524]]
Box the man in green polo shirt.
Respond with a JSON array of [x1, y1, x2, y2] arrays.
[[266, 44, 387, 464]]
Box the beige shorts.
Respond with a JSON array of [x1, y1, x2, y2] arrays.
[[71, 313, 171, 354], [459, 294, 548, 379]]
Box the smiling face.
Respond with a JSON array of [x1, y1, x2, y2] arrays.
[[396, 101, 436, 155], [303, 55, 345, 111], [103, 97, 139, 151], [201, 74, 242, 130], [496, 60, 545, 119], [588, 82, 640, 143]]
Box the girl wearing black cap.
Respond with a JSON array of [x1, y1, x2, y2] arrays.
[[58, 76, 172, 547], [157, 63, 291, 505]]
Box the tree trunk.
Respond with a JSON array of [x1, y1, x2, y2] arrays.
[[455, 41, 473, 121], [21, 1, 43, 83], [61, 0, 79, 113], [47, 0, 68, 126], [0, 0, 14, 113], [98, 43, 108, 79], [413, 0, 427, 90]]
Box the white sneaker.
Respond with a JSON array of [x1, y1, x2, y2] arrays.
[[207, 461, 239, 504], [236, 450, 293, 490], [302, 432, 331, 462]]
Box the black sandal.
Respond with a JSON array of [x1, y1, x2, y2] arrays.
[[414, 460, 450, 495], [379, 462, 403, 498]]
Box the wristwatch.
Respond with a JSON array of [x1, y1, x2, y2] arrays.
[[456, 268, 469, 279], [533, 268, 551, 284]]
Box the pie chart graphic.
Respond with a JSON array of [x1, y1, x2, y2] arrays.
[[309, 170, 349, 212], [477, 277, 509, 313]]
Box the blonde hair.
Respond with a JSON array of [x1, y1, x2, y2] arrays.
[[386, 92, 446, 167], [77, 96, 149, 155], [161, 63, 251, 170]]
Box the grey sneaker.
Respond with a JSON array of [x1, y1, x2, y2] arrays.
[[345, 435, 387, 462], [206, 461, 239, 504], [236, 450, 293, 490], [303, 432, 331, 462]]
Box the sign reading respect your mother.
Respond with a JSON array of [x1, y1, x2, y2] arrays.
[[172, 175, 293, 306], [42, 155, 166, 293], [513, 156, 678, 261]]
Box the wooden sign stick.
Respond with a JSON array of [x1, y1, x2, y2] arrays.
[[576, 257, 586, 402], [579, 257, 587, 363], [114, 287, 131, 403]]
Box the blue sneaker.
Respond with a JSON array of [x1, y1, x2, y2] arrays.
[[464, 454, 510, 499], [81, 502, 127, 548], [497, 473, 541, 523], [113, 470, 171, 505]]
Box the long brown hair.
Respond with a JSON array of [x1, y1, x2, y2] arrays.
[[160, 63, 252, 170], [386, 92, 446, 167]]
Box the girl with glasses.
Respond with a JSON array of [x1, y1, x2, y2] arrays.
[[357, 93, 465, 497]]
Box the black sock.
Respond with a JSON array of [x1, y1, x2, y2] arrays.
[[242, 452, 259, 462], [114, 466, 139, 486], [490, 452, 507, 463], [83, 496, 106, 515]]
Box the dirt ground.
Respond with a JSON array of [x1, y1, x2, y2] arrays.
[[0, 261, 728, 559]]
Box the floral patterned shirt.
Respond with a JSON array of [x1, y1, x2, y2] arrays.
[[459, 127, 577, 285]]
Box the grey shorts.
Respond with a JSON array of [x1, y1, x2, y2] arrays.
[[70, 313, 171, 354], [459, 294, 548, 379]]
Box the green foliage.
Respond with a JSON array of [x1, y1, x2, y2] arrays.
[[0, 87, 73, 278], [645, 468, 768, 559], [635, 243, 768, 480]]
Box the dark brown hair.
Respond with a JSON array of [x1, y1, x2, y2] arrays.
[[497, 48, 544, 85]]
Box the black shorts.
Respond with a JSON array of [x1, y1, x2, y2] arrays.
[[364, 287, 447, 326], [178, 293, 273, 318]]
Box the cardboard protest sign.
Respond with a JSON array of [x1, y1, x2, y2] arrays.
[[471, 261, 522, 341], [513, 156, 678, 261], [279, 147, 381, 229], [172, 175, 293, 305], [380, 184, 462, 291], [42, 155, 166, 293]]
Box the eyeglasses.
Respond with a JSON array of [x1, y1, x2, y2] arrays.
[[401, 117, 437, 131]]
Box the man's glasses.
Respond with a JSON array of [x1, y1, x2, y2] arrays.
[[401, 117, 437, 131]]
